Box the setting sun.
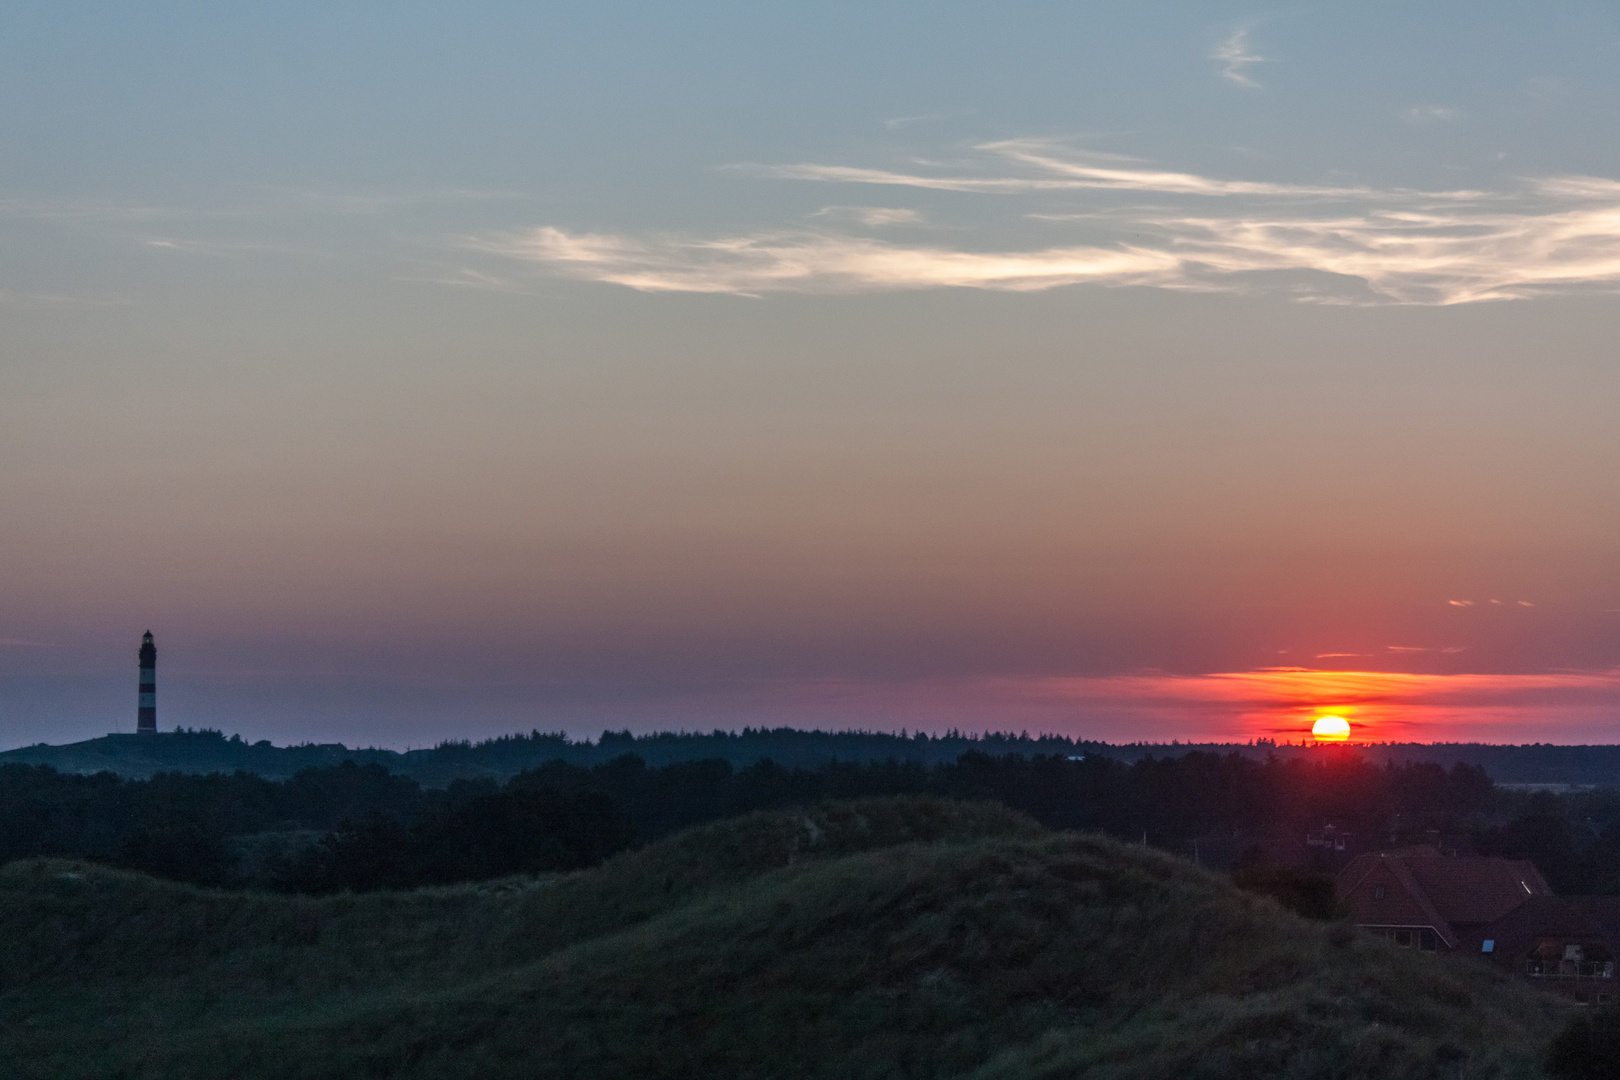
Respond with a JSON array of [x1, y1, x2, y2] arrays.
[[1311, 716, 1351, 741]]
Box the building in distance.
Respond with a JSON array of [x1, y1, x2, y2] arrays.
[[137, 631, 156, 735]]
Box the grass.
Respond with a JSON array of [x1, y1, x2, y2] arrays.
[[0, 796, 1571, 1078]]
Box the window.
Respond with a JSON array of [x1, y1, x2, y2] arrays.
[[1482, 940, 1495, 954], [1373, 886, 1385, 900], [1394, 929, 1414, 948]]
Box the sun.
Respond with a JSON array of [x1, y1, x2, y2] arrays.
[[1311, 715, 1351, 741]]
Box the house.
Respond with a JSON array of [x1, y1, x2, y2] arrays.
[[1336, 846, 1620, 1002], [1465, 896, 1620, 1005], [1304, 825, 1364, 872], [1335, 846, 1551, 952], [1306, 825, 1353, 854]]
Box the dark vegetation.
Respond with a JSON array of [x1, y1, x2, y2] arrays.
[[0, 760, 633, 891], [1472, 788, 1620, 895], [12, 725, 1620, 784], [1547, 1006, 1620, 1079], [1230, 866, 1346, 921], [0, 798, 1569, 1079], [6, 744, 1619, 897]]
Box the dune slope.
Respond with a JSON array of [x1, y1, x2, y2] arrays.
[[0, 796, 1566, 1079]]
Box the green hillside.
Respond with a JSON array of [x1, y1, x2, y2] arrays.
[[0, 797, 1569, 1079]]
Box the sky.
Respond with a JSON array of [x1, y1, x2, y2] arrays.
[[5, 2, 1620, 749]]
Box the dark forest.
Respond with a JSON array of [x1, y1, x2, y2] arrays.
[[4, 749, 1617, 895]]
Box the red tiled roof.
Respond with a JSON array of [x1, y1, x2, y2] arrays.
[[1338, 856, 1457, 946], [1471, 897, 1602, 950], [1399, 856, 1549, 925], [1336, 851, 1550, 947]]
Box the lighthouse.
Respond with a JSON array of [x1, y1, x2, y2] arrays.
[[137, 631, 156, 734]]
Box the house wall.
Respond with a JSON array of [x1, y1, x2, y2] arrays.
[[1342, 864, 1432, 930], [1337, 857, 1452, 950]]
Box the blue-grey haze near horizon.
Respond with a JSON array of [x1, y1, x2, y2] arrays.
[[4, 2, 1620, 749]]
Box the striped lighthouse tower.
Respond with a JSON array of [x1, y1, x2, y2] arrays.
[[137, 631, 157, 734]]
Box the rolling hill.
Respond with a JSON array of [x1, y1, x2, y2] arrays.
[[0, 796, 1569, 1079]]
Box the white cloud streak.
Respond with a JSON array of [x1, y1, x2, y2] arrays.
[[141, 236, 329, 257], [743, 142, 1398, 198], [470, 228, 1185, 297], [1403, 106, 1459, 125], [468, 141, 1620, 305], [1129, 196, 1620, 304], [1213, 28, 1264, 88], [813, 206, 927, 227], [882, 112, 962, 129], [739, 141, 1483, 201]]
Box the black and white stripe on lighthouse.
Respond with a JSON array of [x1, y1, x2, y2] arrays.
[[137, 631, 156, 734]]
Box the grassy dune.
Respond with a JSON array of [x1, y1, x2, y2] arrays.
[[0, 797, 1568, 1079]]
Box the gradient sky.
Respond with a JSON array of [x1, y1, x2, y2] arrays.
[[5, 2, 1620, 748]]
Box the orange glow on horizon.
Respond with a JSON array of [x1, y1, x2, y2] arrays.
[[990, 666, 1620, 744]]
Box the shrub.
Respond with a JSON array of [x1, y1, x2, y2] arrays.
[[1548, 1007, 1620, 1079], [1231, 865, 1345, 920]]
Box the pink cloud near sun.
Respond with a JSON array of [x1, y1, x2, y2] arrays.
[[986, 668, 1620, 744], [529, 669, 1620, 748]]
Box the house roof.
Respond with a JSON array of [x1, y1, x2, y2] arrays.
[[1337, 853, 1458, 946], [1336, 850, 1551, 948], [1561, 896, 1620, 946], [1400, 856, 1549, 925], [1465, 897, 1604, 953]]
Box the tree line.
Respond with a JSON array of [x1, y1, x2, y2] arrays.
[[3, 748, 1617, 894]]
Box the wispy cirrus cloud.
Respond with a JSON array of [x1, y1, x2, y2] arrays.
[[466, 140, 1620, 305], [391, 261, 548, 296], [882, 112, 966, 130], [1123, 196, 1620, 304], [982, 140, 1378, 196], [1213, 27, 1265, 88], [812, 206, 928, 227], [141, 236, 330, 257], [468, 227, 1185, 297], [740, 140, 1412, 198], [1403, 105, 1459, 125]]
